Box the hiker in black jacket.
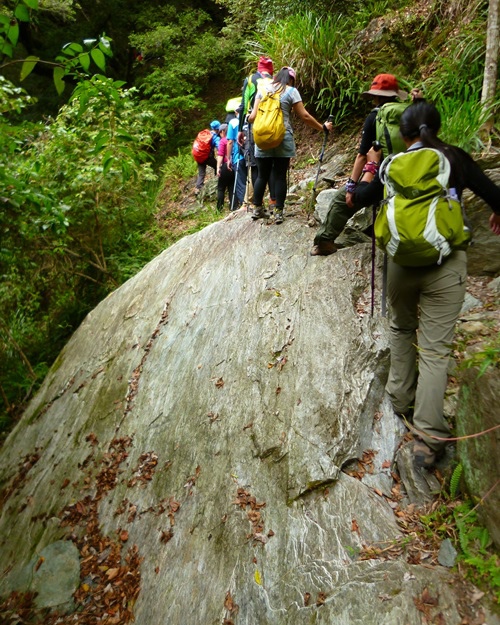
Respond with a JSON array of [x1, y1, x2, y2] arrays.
[[354, 100, 500, 469], [310, 74, 410, 255]]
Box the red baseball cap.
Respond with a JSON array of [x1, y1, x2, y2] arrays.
[[362, 74, 408, 100], [257, 56, 274, 75]]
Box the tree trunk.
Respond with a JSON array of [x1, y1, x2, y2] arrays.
[[481, 0, 500, 136]]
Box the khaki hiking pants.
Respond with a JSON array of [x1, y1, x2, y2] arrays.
[[386, 250, 467, 451]]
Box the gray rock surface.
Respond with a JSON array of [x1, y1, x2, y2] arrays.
[[0, 211, 496, 624]]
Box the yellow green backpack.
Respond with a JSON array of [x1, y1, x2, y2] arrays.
[[375, 147, 471, 266], [252, 89, 286, 150]]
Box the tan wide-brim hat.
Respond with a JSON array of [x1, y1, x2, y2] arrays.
[[362, 73, 408, 100]]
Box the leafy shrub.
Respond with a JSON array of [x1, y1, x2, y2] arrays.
[[0, 74, 162, 431], [129, 6, 234, 148]]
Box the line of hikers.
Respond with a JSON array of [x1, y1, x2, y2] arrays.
[[192, 56, 332, 221], [193, 64, 500, 471]]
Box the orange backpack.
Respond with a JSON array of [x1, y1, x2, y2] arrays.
[[192, 129, 213, 163]]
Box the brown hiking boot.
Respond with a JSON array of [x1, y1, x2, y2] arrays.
[[310, 240, 338, 256], [413, 439, 444, 470]]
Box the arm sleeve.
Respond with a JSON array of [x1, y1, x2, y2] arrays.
[[358, 110, 378, 155], [238, 78, 250, 133], [458, 149, 500, 215], [352, 177, 384, 209]]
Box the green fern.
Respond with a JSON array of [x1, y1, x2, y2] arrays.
[[449, 463, 463, 499]]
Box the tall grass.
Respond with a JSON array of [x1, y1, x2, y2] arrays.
[[437, 91, 496, 153], [420, 20, 491, 153], [252, 0, 415, 121], [259, 11, 364, 118]]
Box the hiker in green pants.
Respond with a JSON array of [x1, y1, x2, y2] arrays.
[[352, 100, 500, 469]]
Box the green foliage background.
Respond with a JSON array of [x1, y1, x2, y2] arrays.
[[0, 0, 497, 437]]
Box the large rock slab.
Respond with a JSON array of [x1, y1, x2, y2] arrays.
[[457, 367, 500, 548], [0, 211, 495, 624]]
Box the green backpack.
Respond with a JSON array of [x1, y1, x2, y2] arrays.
[[252, 89, 286, 150], [375, 101, 409, 157], [375, 148, 471, 266]]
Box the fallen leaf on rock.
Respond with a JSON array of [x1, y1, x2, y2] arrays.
[[351, 519, 360, 534], [160, 529, 173, 543], [169, 498, 180, 512], [316, 592, 327, 606], [215, 377, 224, 388], [421, 587, 438, 606], [106, 567, 120, 580], [224, 591, 239, 615], [247, 510, 261, 524], [304, 592, 311, 606], [253, 533, 268, 544]]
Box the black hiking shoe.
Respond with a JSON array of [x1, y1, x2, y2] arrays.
[[274, 209, 284, 224], [251, 206, 269, 220]]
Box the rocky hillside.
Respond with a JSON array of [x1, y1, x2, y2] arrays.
[[0, 136, 498, 623]]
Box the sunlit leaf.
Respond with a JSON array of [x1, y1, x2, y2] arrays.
[[102, 152, 114, 175], [83, 38, 97, 47], [6, 20, 19, 46], [94, 131, 109, 151], [15, 5, 31, 22], [20, 56, 39, 81], [91, 48, 106, 72], [99, 36, 113, 57], [254, 569, 262, 585], [62, 42, 83, 56], [21, 0, 39, 8], [0, 37, 14, 58], [53, 66, 65, 95], [78, 52, 90, 72], [116, 133, 134, 142]]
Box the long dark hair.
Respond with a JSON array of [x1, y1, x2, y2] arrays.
[[273, 67, 295, 92], [399, 100, 465, 180]]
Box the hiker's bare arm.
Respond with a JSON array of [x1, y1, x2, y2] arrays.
[[247, 98, 259, 124], [226, 140, 233, 170], [490, 213, 500, 235], [366, 146, 382, 164], [346, 153, 368, 208], [292, 101, 323, 131]]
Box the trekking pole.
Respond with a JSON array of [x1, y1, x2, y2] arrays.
[[381, 252, 388, 317], [312, 114, 334, 202], [230, 157, 240, 211], [371, 203, 377, 317], [245, 153, 252, 210]]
